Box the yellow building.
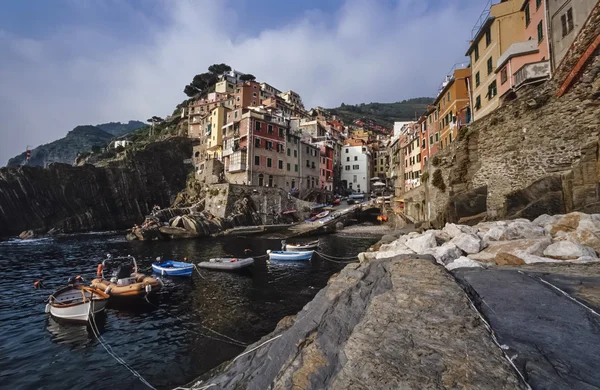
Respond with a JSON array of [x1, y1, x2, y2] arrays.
[[206, 105, 230, 159], [434, 67, 471, 150], [466, 0, 524, 121]]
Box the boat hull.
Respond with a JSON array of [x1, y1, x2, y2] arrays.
[[91, 274, 161, 298], [285, 241, 319, 251], [198, 257, 254, 271], [152, 261, 194, 277], [47, 285, 109, 323], [269, 251, 313, 261], [47, 299, 107, 322]]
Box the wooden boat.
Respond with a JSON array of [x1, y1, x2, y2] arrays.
[[314, 210, 330, 219], [45, 284, 109, 323], [197, 257, 254, 271], [267, 250, 313, 261], [152, 260, 194, 277], [285, 240, 319, 251], [91, 255, 162, 298]]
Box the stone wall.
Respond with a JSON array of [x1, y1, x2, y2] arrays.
[[411, 7, 600, 227]]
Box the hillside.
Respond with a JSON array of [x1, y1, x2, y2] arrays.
[[327, 98, 433, 131], [6, 121, 145, 168]]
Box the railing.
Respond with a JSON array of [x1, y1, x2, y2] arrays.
[[514, 60, 551, 89]]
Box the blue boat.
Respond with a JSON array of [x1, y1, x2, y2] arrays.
[[267, 250, 313, 261], [151, 260, 194, 277]]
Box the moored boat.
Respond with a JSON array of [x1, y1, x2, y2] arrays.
[[267, 250, 313, 261], [284, 240, 319, 251], [152, 259, 194, 277], [91, 255, 162, 298], [197, 257, 254, 271], [45, 283, 109, 323], [314, 210, 330, 219]]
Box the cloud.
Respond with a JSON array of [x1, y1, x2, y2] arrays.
[[0, 0, 483, 166]]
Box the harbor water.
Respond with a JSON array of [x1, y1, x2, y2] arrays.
[[0, 232, 378, 389]]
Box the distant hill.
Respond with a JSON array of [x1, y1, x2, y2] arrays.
[[97, 121, 146, 137], [327, 98, 433, 130], [6, 121, 145, 168]]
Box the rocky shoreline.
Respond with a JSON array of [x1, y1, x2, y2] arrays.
[[181, 211, 600, 389]]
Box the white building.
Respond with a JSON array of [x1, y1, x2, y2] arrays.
[[393, 121, 412, 138], [341, 144, 371, 194], [112, 140, 133, 149]]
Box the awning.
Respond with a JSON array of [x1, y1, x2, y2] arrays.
[[373, 181, 386, 186], [395, 199, 405, 202], [370, 177, 381, 181], [222, 122, 234, 129]]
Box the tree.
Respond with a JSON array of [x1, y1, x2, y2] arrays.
[[91, 145, 102, 154], [208, 63, 232, 75], [184, 84, 199, 97], [239, 73, 256, 82]]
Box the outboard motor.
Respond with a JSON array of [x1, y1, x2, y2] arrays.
[[116, 264, 134, 279]]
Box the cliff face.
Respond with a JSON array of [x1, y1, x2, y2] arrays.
[[403, 7, 600, 227], [0, 137, 192, 236]]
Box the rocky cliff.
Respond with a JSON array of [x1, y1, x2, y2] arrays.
[[0, 137, 192, 237], [403, 7, 600, 227]]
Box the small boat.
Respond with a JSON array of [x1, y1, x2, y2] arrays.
[[319, 215, 334, 224], [332, 199, 341, 205], [197, 257, 254, 271], [267, 250, 313, 261], [285, 240, 319, 251], [152, 259, 194, 277], [314, 210, 330, 219], [91, 255, 162, 298], [46, 283, 109, 323]]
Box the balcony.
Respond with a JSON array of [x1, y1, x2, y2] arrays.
[[229, 162, 247, 172], [514, 60, 550, 90], [228, 151, 247, 172]]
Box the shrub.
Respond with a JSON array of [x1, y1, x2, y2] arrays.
[[431, 156, 441, 167], [421, 171, 429, 183], [431, 169, 446, 192]]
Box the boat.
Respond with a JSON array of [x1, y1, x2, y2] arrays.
[[285, 240, 319, 251], [318, 215, 334, 224], [267, 250, 313, 261], [314, 210, 330, 219], [91, 255, 162, 298], [152, 259, 194, 277], [45, 282, 109, 323], [197, 257, 254, 271]]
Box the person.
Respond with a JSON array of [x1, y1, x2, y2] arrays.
[[281, 240, 286, 251], [33, 280, 45, 289]]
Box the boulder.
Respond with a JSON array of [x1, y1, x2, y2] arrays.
[[532, 214, 559, 227], [358, 252, 377, 263], [335, 222, 345, 231], [181, 215, 200, 233], [18, 230, 35, 239], [481, 226, 505, 243], [405, 231, 438, 253], [159, 226, 199, 239], [446, 256, 485, 271], [543, 241, 597, 260], [431, 229, 452, 245], [422, 242, 463, 265], [469, 238, 552, 263], [545, 212, 589, 236], [451, 233, 483, 254], [499, 220, 545, 240], [494, 253, 526, 265], [443, 223, 476, 239], [376, 245, 415, 259]]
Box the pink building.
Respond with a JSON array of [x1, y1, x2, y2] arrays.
[[495, 0, 551, 102]]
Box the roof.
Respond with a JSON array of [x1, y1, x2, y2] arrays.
[[495, 40, 540, 72], [465, 17, 495, 56]]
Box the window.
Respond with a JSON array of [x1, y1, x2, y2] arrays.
[[255, 121, 261, 131], [435, 132, 439, 142], [306, 160, 310, 168], [279, 128, 284, 137], [487, 57, 493, 75], [430, 135, 433, 145], [353, 165, 360, 170], [267, 158, 272, 168], [287, 163, 291, 171], [254, 156, 260, 165], [268, 125, 273, 134], [354, 156, 358, 161], [562, 8, 574, 37], [353, 175, 357, 183], [417, 154, 421, 162], [475, 71, 480, 87], [450, 133, 453, 143], [346, 157, 350, 162], [488, 81, 497, 99], [485, 28, 491, 46], [474, 45, 479, 62], [234, 111, 238, 118], [295, 164, 298, 172], [501, 67, 508, 85], [345, 148, 349, 153], [266, 141, 273, 150], [278, 160, 283, 169], [311, 162, 316, 169], [536, 0, 542, 9], [537, 20, 544, 43], [255, 138, 261, 148], [345, 165, 350, 171], [253, 92, 257, 97], [294, 150, 297, 157], [287, 148, 290, 156], [447, 91, 450, 101], [525, 3, 531, 26], [475, 95, 481, 110]]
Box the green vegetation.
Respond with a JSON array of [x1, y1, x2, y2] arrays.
[[432, 169, 446, 192], [183, 63, 233, 97], [96, 121, 145, 137], [328, 98, 433, 129]]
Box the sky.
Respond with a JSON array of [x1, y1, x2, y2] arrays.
[[0, 0, 484, 166]]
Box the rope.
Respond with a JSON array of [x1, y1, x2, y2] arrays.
[[232, 334, 283, 362], [192, 264, 206, 279], [88, 304, 157, 389], [315, 251, 359, 263]]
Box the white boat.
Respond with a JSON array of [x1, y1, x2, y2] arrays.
[[197, 257, 254, 271], [267, 250, 313, 261], [284, 240, 319, 251], [45, 284, 109, 322]]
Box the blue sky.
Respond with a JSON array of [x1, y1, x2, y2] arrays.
[[0, 0, 483, 165]]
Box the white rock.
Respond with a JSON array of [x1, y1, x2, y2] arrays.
[[375, 246, 415, 259], [451, 233, 483, 254], [446, 256, 484, 271], [405, 231, 438, 253], [543, 241, 597, 260], [532, 214, 558, 227], [468, 238, 552, 262], [422, 242, 463, 265], [407, 232, 420, 238], [443, 223, 476, 239], [358, 252, 377, 263], [483, 227, 504, 242], [500, 220, 545, 240]]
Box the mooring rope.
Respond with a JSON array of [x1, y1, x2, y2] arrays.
[[88, 305, 158, 389], [315, 251, 359, 263], [192, 264, 206, 279]]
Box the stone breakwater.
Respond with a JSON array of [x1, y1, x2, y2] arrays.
[[183, 212, 600, 389]]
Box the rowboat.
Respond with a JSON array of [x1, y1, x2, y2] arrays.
[[267, 250, 313, 261], [152, 260, 194, 277], [197, 257, 254, 271], [314, 210, 330, 219], [91, 255, 162, 298], [45, 284, 109, 323], [285, 240, 319, 251]]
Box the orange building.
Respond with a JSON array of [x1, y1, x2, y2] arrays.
[[433, 67, 471, 150]]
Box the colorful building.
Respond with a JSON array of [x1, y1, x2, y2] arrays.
[[341, 141, 372, 194], [434, 67, 471, 150], [467, 0, 525, 121]]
